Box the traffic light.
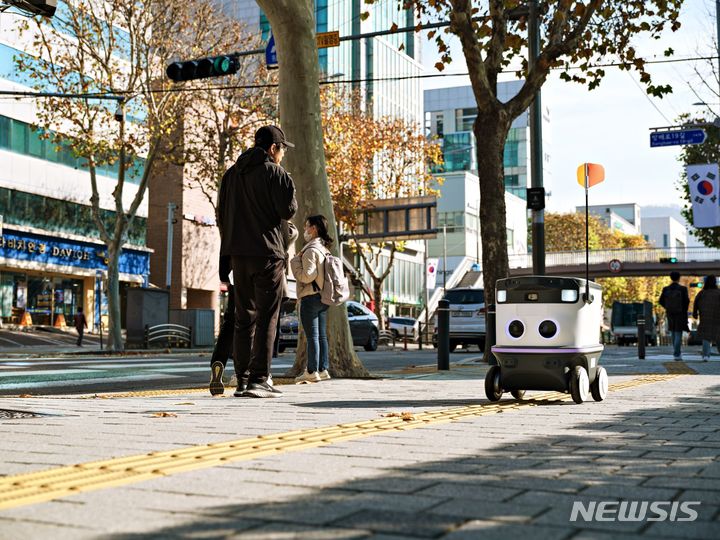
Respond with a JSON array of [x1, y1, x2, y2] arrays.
[[166, 54, 239, 82], [689, 282, 704, 288], [659, 257, 678, 264], [6, 0, 56, 17]]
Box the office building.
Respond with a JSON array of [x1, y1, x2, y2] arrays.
[[0, 6, 150, 329], [425, 81, 552, 201]]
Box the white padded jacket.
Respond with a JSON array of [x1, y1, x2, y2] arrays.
[[290, 238, 327, 300]]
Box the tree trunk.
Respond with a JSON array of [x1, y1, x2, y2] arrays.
[[106, 246, 123, 351], [257, 0, 368, 378], [474, 110, 511, 360], [373, 280, 384, 329]]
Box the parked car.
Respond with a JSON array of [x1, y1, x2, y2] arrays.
[[432, 287, 486, 352], [388, 316, 417, 340], [278, 300, 379, 352]]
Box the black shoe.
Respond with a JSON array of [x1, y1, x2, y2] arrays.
[[233, 384, 248, 397], [209, 361, 225, 396], [243, 381, 283, 398]]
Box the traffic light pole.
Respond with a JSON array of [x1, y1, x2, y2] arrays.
[[529, 0, 545, 276]]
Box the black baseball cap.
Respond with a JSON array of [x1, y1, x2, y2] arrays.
[[254, 125, 295, 148]]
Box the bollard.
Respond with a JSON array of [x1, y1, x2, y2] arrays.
[[485, 304, 498, 366], [437, 299, 450, 370], [418, 324, 422, 351], [637, 314, 646, 360], [403, 327, 408, 351]]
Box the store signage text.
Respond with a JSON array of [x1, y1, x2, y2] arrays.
[[0, 236, 92, 261]]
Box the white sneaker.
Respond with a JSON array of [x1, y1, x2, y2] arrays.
[[703, 356, 709, 362], [267, 375, 274, 386], [318, 370, 331, 381], [295, 371, 321, 384]]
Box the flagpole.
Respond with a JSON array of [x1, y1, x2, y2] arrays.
[[585, 163, 590, 303]]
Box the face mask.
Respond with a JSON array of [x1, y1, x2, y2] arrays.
[[303, 231, 313, 242]]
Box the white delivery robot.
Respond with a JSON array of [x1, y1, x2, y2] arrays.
[[486, 275, 608, 404]]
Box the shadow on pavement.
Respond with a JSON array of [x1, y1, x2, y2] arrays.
[[103, 384, 720, 539]]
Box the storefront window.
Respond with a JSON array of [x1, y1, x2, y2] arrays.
[[2, 273, 84, 326]]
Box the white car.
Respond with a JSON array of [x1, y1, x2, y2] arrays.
[[388, 316, 417, 340], [434, 287, 486, 352]]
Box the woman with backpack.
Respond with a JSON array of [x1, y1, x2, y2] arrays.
[[692, 274, 720, 362], [290, 214, 333, 383]]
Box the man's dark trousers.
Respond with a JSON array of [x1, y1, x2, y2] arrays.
[[231, 256, 285, 384]]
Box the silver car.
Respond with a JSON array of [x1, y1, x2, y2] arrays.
[[434, 287, 486, 352]]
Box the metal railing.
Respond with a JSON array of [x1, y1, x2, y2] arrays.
[[508, 247, 720, 269], [144, 323, 192, 349]]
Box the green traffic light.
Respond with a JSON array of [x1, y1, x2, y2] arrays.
[[214, 56, 231, 74], [166, 54, 239, 82]]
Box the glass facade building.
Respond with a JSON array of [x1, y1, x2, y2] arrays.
[[424, 82, 551, 202], [0, 2, 150, 329]]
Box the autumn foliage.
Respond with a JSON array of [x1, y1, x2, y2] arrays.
[[321, 88, 443, 323], [545, 213, 668, 308]]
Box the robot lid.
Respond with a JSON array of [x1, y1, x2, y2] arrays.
[[496, 275, 601, 304]]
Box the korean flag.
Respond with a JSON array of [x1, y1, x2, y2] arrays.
[[687, 163, 720, 228]]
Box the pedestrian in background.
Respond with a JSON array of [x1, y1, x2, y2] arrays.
[[74, 306, 87, 346], [692, 274, 720, 362], [209, 255, 237, 396], [659, 271, 690, 361], [291, 215, 333, 384], [216, 125, 297, 398]]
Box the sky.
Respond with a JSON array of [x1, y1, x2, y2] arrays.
[[419, 0, 718, 215]]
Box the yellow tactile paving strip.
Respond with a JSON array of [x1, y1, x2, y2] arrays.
[[662, 361, 698, 375], [0, 373, 684, 510]]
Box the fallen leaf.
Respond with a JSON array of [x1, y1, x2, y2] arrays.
[[174, 402, 195, 406], [383, 411, 416, 421], [18, 394, 32, 398], [152, 412, 177, 418]]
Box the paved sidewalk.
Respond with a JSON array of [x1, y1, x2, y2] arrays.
[[0, 354, 719, 539]]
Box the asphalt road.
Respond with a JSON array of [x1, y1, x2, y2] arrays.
[[0, 328, 100, 348], [0, 340, 707, 397], [0, 347, 468, 396]]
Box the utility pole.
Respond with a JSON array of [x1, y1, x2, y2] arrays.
[[529, 0, 545, 276], [717, 0, 720, 101], [166, 202, 177, 291], [442, 224, 448, 291]]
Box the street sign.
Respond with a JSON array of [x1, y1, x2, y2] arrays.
[[526, 187, 545, 210], [317, 31, 340, 49], [265, 34, 278, 69], [650, 129, 707, 148], [608, 259, 623, 274], [577, 163, 605, 189]]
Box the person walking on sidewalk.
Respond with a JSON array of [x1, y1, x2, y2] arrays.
[[74, 307, 87, 346], [659, 271, 690, 361], [692, 274, 720, 362], [210, 220, 298, 396], [216, 125, 297, 398], [209, 255, 238, 396], [290, 215, 333, 384]]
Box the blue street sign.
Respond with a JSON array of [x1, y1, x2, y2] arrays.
[[265, 33, 278, 69], [650, 129, 707, 147]]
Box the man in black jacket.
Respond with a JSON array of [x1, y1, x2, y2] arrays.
[[659, 271, 690, 361], [217, 125, 297, 398]]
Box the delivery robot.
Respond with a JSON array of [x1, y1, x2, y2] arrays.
[[486, 275, 608, 404]]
